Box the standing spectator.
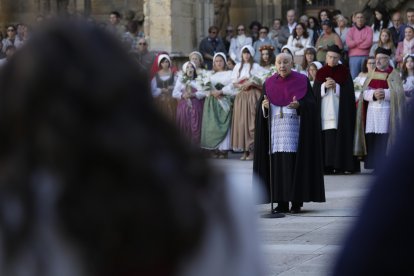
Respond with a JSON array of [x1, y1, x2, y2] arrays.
[[122, 20, 144, 51], [2, 25, 23, 53], [15, 23, 28, 46], [199, 25, 227, 69], [286, 22, 312, 66], [253, 53, 325, 213], [401, 54, 414, 111], [0, 45, 16, 67], [229, 24, 252, 63], [319, 9, 332, 24], [315, 20, 343, 63], [200, 53, 234, 158], [131, 37, 155, 72], [299, 14, 314, 43], [278, 9, 297, 47], [308, 16, 322, 45], [371, 6, 392, 50], [173, 61, 206, 145], [249, 21, 262, 43], [335, 15, 349, 52], [222, 25, 234, 52], [346, 12, 373, 79], [268, 18, 282, 51], [399, 8, 414, 41], [395, 26, 414, 68], [253, 26, 277, 63], [151, 54, 177, 122], [107, 11, 124, 38], [313, 45, 360, 174], [389, 11, 405, 47], [369, 28, 395, 61], [358, 47, 406, 170]]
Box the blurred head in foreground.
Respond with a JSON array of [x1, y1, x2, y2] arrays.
[[0, 20, 250, 276]]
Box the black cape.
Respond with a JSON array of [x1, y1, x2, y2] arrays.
[[253, 80, 325, 204], [313, 64, 360, 172]]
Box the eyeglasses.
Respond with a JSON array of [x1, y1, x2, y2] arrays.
[[226, 29, 233, 32]]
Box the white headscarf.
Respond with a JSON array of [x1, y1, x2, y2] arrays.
[[213, 52, 227, 64], [182, 61, 196, 72], [189, 51, 204, 62], [157, 54, 171, 67], [240, 45, 255, 59], [310, 61, 323, 70]]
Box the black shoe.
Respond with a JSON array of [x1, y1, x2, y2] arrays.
[[273, 206, 289, 213], [290, 206, 301, 214]]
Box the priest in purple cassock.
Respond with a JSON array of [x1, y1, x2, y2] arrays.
[[253, 53, 325, 214]]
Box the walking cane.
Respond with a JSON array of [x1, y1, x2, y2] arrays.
[[261, 96, 285, 218]]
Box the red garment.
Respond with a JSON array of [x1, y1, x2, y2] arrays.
[[367, 66, 393, 89], [315, 64, 349, 85]]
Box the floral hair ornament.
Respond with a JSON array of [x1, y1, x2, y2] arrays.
[[259, 45, 275, 52], [213, 52, 227, 64], [157, 54, 171, 67]]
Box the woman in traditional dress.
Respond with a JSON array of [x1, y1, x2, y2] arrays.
[[173, 61, 206, 144], [189, 51, 206, 74], [201, 53, 235, 158], [151, 53, 177, 122], [230, 45, 264, 160]]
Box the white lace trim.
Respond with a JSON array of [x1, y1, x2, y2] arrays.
[[365, 101, 390, 134], [270, 113, 300, 153]]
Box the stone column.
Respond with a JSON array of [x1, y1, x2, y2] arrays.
[[144, 0, 198, 55]]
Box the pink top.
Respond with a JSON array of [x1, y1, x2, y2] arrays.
[[346, 26, 373, 57]]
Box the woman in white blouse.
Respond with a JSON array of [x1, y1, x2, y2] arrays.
[[173, 61, 206, 145], [151, 54, 177, 122], [230, 45, 265, 160], [229, 24, 253, 63], [200, 53, 235, 158], [286, 22, 313, 66]]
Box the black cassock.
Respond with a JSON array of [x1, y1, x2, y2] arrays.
[[253, 80, 325, 204], [313, 64, 360, 173]]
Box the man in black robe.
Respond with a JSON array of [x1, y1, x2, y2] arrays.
[[313, 44, 360, 174], [253, 53, 325, 214]]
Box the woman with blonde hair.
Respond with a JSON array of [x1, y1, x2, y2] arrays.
[[370, 28, 395, 61]]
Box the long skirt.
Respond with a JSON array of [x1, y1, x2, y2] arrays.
[[155, 96, 177, 123], [231, 88, 261, 152], [176, 98, 204, 145]]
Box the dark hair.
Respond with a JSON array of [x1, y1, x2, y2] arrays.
[[208, 25, 219, 33], [126, 20, 139, 33], [293, 22, 309, 39], [239, 48, 254, 77], [373, 6, 390, 32], [401, 55, 414, 83], [318, 9, 332, 22], [259, 47, 275, 67], [249, 20, 262, 31], [110, 11, 121, 18], [361, 56, 375, 73], [259, 26, 269, 33], [0, 20, 228, 276], [308, 16, 321, 30]]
